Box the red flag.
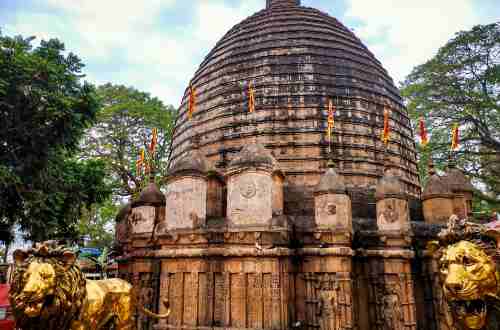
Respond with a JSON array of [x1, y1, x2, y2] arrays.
[[188, 83, 196, 120], [419, 117, 429, 147], [149, 128, 158, 153], [326, 99, 335, 141], [381, 108, 390, 145], [248, 82, 255, 113], [136, 149, 145, 177], [451, 123, 459, 151]]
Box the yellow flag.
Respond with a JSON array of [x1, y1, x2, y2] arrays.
[[451, 123, 459, 151], [188, 84, 196, 120], [248, 82, 255, 113], [327, 99, 335, 141], [381, 108, 390, 145]]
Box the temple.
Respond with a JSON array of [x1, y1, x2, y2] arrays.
[[115, 1, 474, 329]]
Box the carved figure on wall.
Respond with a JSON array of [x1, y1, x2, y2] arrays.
[[9, 242, 170, 330], [317, 290, 338, 330], [430, 215, 500, 330], [382, 287, 403, 330], [381, 200, 398, 224]]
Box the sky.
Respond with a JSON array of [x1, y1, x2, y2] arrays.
[[1, 0, 499, 106]]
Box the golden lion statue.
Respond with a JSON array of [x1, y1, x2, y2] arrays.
[[431, 215, 500, 330], [9, 242, 170, 330]]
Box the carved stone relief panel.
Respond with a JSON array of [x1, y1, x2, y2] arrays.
[[130, 206, 155, 234], [376, 198, 409, 231], [228, 172, 273, 226], [315, 194, 352, 229], [165, 177, 207, 230]]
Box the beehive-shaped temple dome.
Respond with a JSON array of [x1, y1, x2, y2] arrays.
[[170, 0, 420, 215]]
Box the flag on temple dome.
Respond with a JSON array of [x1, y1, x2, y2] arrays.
[[451, 123, 459, 151], [381, 108, 390, 145], [326, 99, 335, 141], [419, 117, 429, 147], [248, 82, 255, 113], [149, 128, 158, 153], [188, 83, 196, 120], [136, 148, 145, 177]]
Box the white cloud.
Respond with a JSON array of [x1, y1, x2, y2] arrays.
[[345, 0, 479, 84]]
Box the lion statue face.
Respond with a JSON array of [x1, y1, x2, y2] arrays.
[[9, 244, 86, 329], [16, 260, 57, 317], [440, 240, 499, 329]]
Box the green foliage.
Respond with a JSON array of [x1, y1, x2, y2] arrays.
[[401, 22, 500, 215], [82, 83, 177, 198], [78, 198, 117, 249], [0, 31, 111, 242]]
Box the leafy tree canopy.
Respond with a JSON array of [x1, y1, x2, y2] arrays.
[[0, 31, 111, 242], [82, 83, 176, 198], [402, 22, 500, 214]]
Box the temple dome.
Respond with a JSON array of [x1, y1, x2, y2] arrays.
[[314, 166, 346, 194], [169, 149, 208, 177], [443, 167, 474, 193], [375, 173, 405, 200], [169, 0, 420, 215], [422, 174, 452, 199], [228, 143, 277, 169], [135, 181, 165, 206]]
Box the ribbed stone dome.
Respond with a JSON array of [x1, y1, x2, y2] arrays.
[[170, 0, 420, 215]]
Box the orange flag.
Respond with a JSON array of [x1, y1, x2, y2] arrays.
[[149, 128, 158, 153], [327, 99, 335, 141], [451, 123, 459, 151], [381, 108, 390, 145], [136, 148, 145, 177], [188, 83, 196, 119], [248, 82, 255, 113], [419, 117, 429, 147]]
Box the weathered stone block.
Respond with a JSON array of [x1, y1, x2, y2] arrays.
[[227, 172, 273, 226], [165, 177, 207, 230]]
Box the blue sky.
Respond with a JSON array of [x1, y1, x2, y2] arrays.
[[1, 0, 498, 105]]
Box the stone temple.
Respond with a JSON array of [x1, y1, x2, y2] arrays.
[[115, 1, 475, 329]]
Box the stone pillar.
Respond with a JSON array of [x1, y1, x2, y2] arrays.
[[130, 181, 165, 236], [374, 166, 417, 330], [165, 148, 208, 230], [314, 164, 352, 233], [443, 164, 474, 218], [422, 165, 454, 224], [225, 144, 278, 228], [296, 162, 354, 330]]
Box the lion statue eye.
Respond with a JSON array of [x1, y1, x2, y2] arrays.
[[40, 272, 52, 280], [463, 256, 475, 267]]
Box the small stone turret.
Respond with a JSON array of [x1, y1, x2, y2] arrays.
[[422, 163, 455, 224], [226, 143, 280, 227], [166, 143, 208, 230], [314, 163, 352, 233], [130, 181, 165, 235], [443, 163, 474, 218], [375, 163, 410, 233]]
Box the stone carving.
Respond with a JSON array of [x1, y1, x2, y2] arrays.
[[240, 178, 257, 199], [381, 200, 398, 223], [317, 290, 338, 330], [326, 203, 337, 215]]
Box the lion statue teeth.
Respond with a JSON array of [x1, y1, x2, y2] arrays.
[[9, 242, 170, 330], [432, 215, 500, 330]]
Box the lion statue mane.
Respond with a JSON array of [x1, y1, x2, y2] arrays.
[[9, 241, 169, 330], [432, 215, 500, 330]]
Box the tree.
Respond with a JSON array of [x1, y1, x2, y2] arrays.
[[0, 31, 111, 242], [81, 83, 177, 198], [401, 22, 500, 213], [78, 199, 118, 249]]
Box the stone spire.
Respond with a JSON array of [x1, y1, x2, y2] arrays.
[[266, 0, 301, 9]]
